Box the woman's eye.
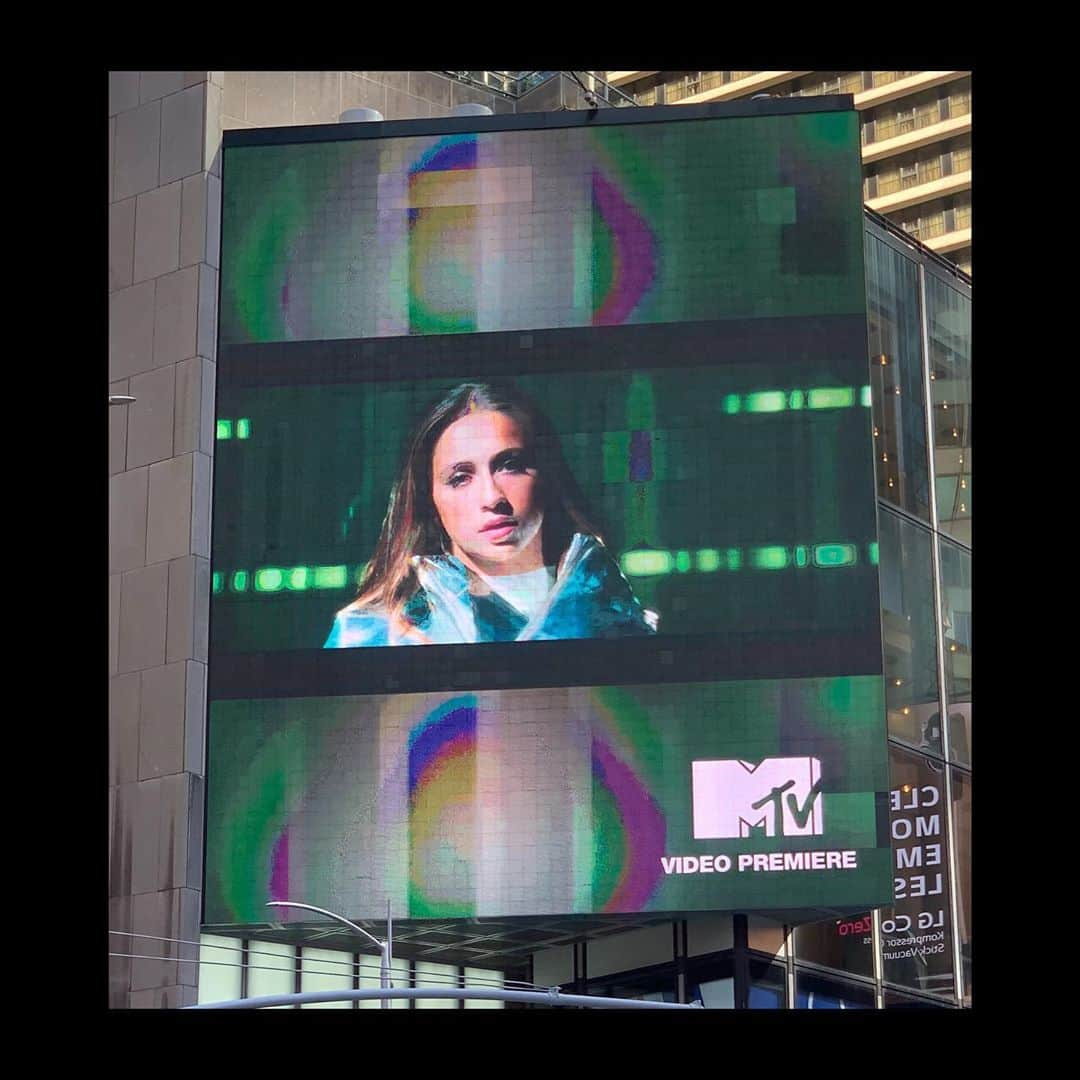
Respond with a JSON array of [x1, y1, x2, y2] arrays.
[[499, 455, 531, 474], [447, 473, 470, 488]]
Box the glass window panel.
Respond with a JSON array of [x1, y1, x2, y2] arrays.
[[464, 966, 505, 1009], [299, 946, 353, 1009], [356, 956, 410, 1010], [749, 959, 787, 1009], [839, 72, 864, 94], [926, 274, 972, 545], [865, 234, 930, 519], [792, 912, 874, 978], [947, 702, 971, 770], [878, 508, 942, 753], [687, 957, 778, 1009], [247, 940, 296, 1007], [694, 976, 734, 1009], [794, 970, 875, 1009], [872, 71, 919, 88], [870, 97, 947, 144], [749, 984, 784, 1008], [950, 768, 972, 1006], [939, 538, 972, 765], [881, 745, 955, 999], [687, 952, 734, 1008], [589, 964, 677, 1003], [197, 934, 243, 1005], [414, 960, 461, 1008], [747, 916, 785, 959], [687, 913, 734, 956], [883, 988, 951, 1007]]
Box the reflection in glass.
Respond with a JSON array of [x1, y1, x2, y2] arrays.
[[749, 959, 787, 1008], [948, 703, 972, 770], [883, 988, 950, 1007], [687, 952, 734, 1009], [795, 970, 874, 1009], [940, 538, 972, 765], [693, 976, 734, 1009], [865, 233, 930, 519], [877, 508, 942, 753], [688, 955, 790, 1009], [881, 744, 955, 999], [926, 274, 972, 545], [747, 918, 786, 960], [588, 964, 677, 1003], [950, 768, 972, 1006], [793, 912, 874, 978]]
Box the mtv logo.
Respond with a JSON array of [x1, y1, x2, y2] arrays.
[[692, 758, 824, 839]]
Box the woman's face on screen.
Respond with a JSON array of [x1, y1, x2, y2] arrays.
[[431, 409, 545, 576]]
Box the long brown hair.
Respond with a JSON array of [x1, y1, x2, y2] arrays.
[[350, 381, 602, 617]]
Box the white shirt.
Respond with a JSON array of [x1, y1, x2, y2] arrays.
[[482, 565, 557, 620]]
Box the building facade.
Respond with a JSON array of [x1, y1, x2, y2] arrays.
[[108, 71, 970, 1008]]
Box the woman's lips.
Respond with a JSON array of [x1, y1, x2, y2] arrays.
[[480, 520, 517, 542]]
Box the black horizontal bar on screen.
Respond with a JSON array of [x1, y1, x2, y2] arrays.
[[207, 630, 883, 701], [216, 316, 870, 390]]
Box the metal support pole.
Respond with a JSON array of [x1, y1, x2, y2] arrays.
[[382, 899, 392, 1011], [732, 913, 750, 1009], [266, 900, 393, 1010]]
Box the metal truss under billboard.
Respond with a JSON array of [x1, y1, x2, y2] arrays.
[[206, 99, 892, 924]]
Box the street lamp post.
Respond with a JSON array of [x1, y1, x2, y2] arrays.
[[266, 900, 393, 1009]]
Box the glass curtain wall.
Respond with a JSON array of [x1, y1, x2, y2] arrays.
[[786, 225, 971, 1008]]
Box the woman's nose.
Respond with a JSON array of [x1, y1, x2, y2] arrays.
[[480, 473, 510, 510]]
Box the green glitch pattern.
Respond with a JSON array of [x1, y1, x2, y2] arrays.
[[210, 722, 306, 923], [219, 113, 866, 345], [213, 564, 361, 594], [724, 386, 869, 415], [216, 418, 252, 440], [212, 546, 878, 592], [619, 542, 877, 578]]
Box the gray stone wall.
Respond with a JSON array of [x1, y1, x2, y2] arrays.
[[109, 70, 223, 1009], [217, 70, 513, 130]]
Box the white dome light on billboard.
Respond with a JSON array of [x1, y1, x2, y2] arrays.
[[449, 102, 493, 116], [339, 107, 384, 123]]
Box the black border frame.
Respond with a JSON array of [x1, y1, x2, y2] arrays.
[[202, 94, 893, 926], [220, 95, 857, 151]]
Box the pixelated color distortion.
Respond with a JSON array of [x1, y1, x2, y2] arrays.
[[590, 688, 667, 911], [408, 696, 478, 916], [408, 135, 478, 334]]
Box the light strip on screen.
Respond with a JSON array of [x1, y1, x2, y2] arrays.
[[210, 543, 879, 592], [215, 418, 252, 439], [210, 386, 875, 450]]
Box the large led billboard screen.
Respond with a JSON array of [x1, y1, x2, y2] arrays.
[[205, 101, 892, 925]]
